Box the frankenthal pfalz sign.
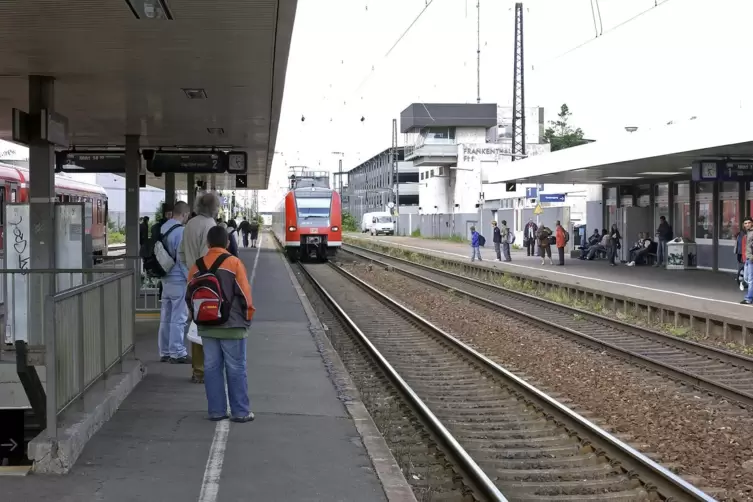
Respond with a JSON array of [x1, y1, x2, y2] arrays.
[[460, 142, 551, 163], [461, 144, 512, 163]]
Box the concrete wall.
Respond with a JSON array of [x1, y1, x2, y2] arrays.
[[398, 212, 480, 240]]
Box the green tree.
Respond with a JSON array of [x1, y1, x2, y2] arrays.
[[543, 104, 587, 152], [342, 211, 357, 232]]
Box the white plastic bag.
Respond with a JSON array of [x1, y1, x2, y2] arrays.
[[186, 321, 202, 346]]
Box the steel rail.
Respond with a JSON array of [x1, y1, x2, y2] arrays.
[[342, 244, 753, 408], [298, 262, 509, 502], [319, 260, 716, 502]]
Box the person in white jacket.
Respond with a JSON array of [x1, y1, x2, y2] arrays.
[[179, 191, 220, 383]]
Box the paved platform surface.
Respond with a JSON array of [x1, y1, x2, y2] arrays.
[[347, 233, 751, 321], [2, 237, 388, 501]]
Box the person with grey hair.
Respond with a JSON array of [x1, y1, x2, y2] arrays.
[[179, 191, 220, 383]]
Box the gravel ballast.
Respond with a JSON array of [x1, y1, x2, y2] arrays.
[[343, 261, 753, 501]]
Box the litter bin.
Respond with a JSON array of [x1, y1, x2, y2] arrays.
[[666, 237, 697, 270]]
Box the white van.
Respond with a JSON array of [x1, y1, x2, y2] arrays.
[[365, 212, 394, 236]]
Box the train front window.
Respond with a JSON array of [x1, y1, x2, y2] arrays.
[[296, 197, 331, 219]]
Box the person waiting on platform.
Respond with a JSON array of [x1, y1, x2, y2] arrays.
[[157, 201, 190, 364], [186, 225, 255, 422], [470, 226, 482, 262], [239, 217, 251, 248], [655, 216, 673, 267], [492, 221, 502, 261], [523, 219, 538, 257], [249, 218, 260, 248], [582, 229, 609, 260], [578, 229, 601, 259], [626, 233, 655, 266], [226, 220, 240, 256], [555, 220, 567, 266], [179, 192, 220, 384], [626, 233, 645, 261], [607, 223, 622, 266], [537, 225, 553, 266], [740, 217, 753, 305]]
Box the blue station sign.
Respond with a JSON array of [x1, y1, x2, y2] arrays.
[[539, 193, 566, 203]]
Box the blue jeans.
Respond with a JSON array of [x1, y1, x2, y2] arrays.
[[158, 281, 188, 358], [202, 337, 250, 418], [471, 246, 482, 261], [745, 260, 753, 303], [657, 240, 667, 265]]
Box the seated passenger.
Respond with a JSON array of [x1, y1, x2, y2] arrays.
[[626, 233, 647, 262], [582, 229, 609, 260], [186, 226, 255, 423], [627, 234, 655, 266], [579, 229, 601, 258]]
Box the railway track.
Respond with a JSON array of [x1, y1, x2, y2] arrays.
[[299, 260, 714, 501], [342, 244, 753, 410]]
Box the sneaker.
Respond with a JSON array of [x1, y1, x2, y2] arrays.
[[170, 356, 190, 364], [160, 356, 170, 362], [230, 413, 255, 423], [208, 414, 229, 421], [741, 300, 752, 305], [540, 260, 545, 265]]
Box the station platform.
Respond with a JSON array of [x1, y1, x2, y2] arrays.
[[346, 234, 751, 323], [2, 236, 398, 501]]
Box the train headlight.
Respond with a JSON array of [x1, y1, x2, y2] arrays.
[[330, 226, 339, 232], [288, 226, 297, 232]]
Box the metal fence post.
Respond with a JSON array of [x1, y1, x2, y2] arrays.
[[77, 293, 85, 396], [99, 283, 106, 378], [44, 295, 57, 440], [117, 277, 123, 369]]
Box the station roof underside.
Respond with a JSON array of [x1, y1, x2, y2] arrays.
[[0, 0, 297, 190], [496, 117, 753, 185]]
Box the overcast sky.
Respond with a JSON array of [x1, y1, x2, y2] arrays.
[[263, 0, 753, 201]]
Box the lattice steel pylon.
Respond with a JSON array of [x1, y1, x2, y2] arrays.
[[511, 2, 526, 161]]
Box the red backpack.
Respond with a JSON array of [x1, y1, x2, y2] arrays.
[[187, 254, 232, 326]]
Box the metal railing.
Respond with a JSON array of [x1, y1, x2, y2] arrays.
[[44, 269, 135, 438], [93, 254, 163, 312], [2, 269, 128, 347]]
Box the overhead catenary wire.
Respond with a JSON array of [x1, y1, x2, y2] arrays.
[[306, 0, 437, 128], [553, 0, 672, 61]]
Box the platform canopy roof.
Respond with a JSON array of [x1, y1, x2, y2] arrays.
[[0, 0, 297, 190], [493, 114, 753, 185]]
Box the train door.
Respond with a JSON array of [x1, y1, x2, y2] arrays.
[[8, 182, 19, 203]]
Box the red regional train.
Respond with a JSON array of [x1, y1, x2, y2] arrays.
[[272, 186, 342, 261], [0, 162, 109, 256]]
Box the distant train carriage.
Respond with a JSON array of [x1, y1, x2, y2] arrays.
[[273, 186, 342, 261], [0, 162, 109, 258]]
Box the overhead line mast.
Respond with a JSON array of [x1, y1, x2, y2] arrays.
[[511, 2, 526, 162]]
